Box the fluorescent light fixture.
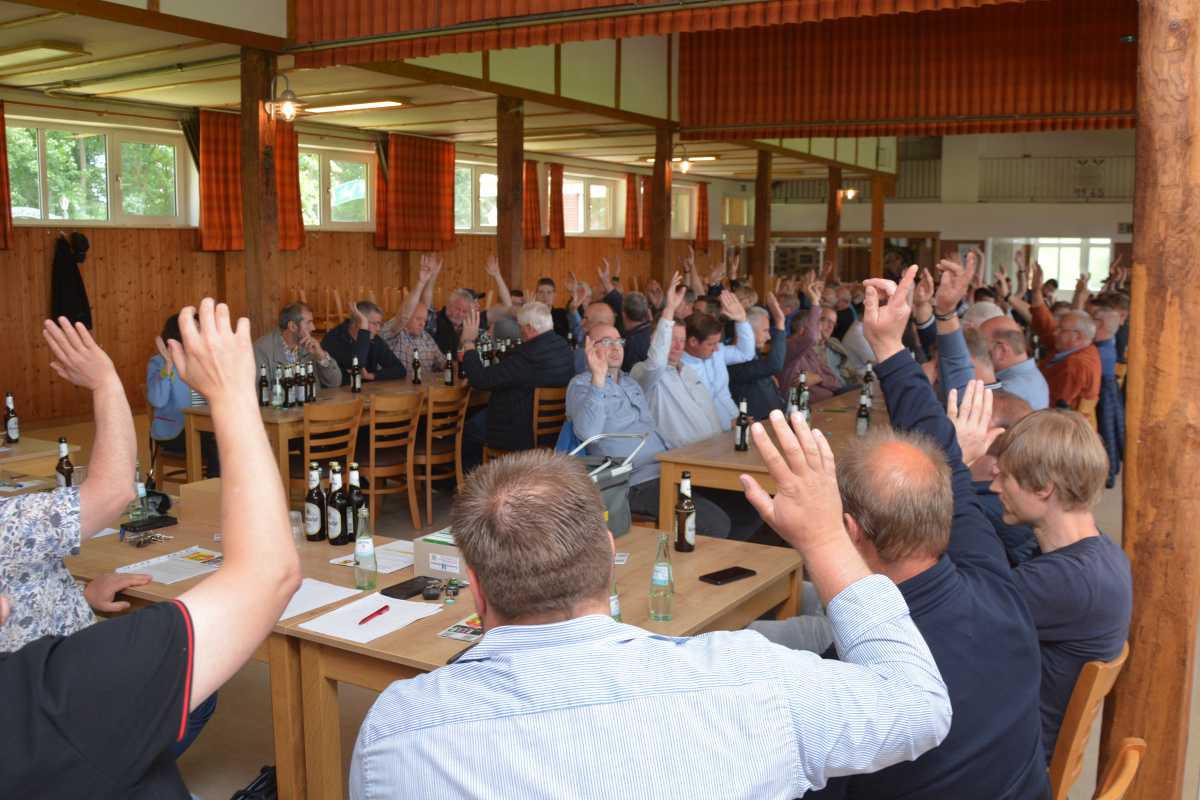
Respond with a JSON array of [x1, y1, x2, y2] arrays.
[[304, 100, 406, 115], [642, 156, 718, 163], [0, 40, 88, 70]]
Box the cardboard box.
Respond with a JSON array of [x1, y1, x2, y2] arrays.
[[414, 527, 467, 581], [178, 478, 222, 528]]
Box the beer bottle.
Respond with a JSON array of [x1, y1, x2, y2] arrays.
[[326, 463, 350, 545], [458, 349, 468, 380], [785, 386, 799, 418], [271, 368, 284, 408], [281, 365, 293, 409], [306, 362, 317, 402], [609, 573, 621, 622], [55, 437, 74, 488], [443, 352, 454, 386], [295, 363, 307, 407], [674, 471, 696, 553], [797, 372, 811, 423], [4, 392, 19, 444], [863, 362, 876, 400], [411, 352, 422, 385], [350, 357, 363, 393], [648, 532, 674, 622], [856, 394, 871, 437], [304, 462, 326, 542], [354, 506, 377, 591], [734, 399, 750, 452], [347, 461, 366, 539], [567, 329, 576, 348], [258, 365, 270, 407]]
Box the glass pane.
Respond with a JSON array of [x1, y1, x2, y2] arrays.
[[454, 166, 473, 230], [1088, 237, 1112, 245], [1036, 247, 1060, 294], [119, 141, 176, 216], [1056, 247, 1083, 291], [588, 181, 611, 231], [563, 178, 584, 234], [329, 159, 368, 222], [46, 130, 107, 220], [672, 190, 692, 236], [6, 127, 40, 219], [1087, 246, 1112, 290], [478, 171, 498, 228], [299, 152, 320, 226]]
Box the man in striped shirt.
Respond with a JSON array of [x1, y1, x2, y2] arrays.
[[351, 437, 951, 799]]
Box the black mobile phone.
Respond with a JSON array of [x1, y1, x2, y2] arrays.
[[381, 575, 439, 600], [698, 566, 757, 586]]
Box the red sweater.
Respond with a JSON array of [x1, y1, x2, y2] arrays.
[[1031, 305, 1101, 408]]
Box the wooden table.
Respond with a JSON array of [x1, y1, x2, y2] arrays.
[[63, 516, 411, 800], [0, 435, 80, 476], [655, 389, 888, 525], [285, 526, 803, 800]]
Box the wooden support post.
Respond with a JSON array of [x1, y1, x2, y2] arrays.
[[751, 150, 773, 298], [824, 166, 843, 280], [651, 126, 672, 286], [869, 175, 888, 279], [1100, 3, 1200, 797], [496, 95, 524, 292], [240, 48, 281, 333]]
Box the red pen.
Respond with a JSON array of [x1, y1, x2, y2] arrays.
[[357, 604, 390, 626]]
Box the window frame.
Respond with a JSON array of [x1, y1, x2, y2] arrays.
[[561, 173, 617, 237], [1032, 236, 1113, 295], [454, 162, 499, 235], [671, 184, 698, 239], [298, 145, 374, 231]]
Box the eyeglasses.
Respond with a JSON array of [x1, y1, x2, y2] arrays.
[[596, 337, 626, 347]]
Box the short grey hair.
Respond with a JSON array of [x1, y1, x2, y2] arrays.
[[746, 306, 770, 327], [449, 288, 475, 306], [517, 301, 554, 334], [278, 302, 310, 331], [622, 292, 652, 323], [450, 450, 612, 620], [354, 300, 383, 318], [962, 301, 1005, 329], [1061, 309, 1096, 341], [963, 327, 993, 369]]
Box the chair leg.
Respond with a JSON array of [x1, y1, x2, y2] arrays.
[[425, 460, 433, 529], [368, 484, 379, 533], [407, 461, 421, 529]]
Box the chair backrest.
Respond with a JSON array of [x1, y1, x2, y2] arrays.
[[367, 392, 422, 468], [425, 385, 471, 448], [1077, 396, 1099, 430], [532, 386, 568, 447], [302, 399, 364, 468], [1050, 642, 1130, 800], [1093, 737, 1147, 800]]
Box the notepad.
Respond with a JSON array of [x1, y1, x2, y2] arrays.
[[116, 546, 223, 585], [298, 592, 442, 644], [328, 539, 414, 574], [279, 578, 361, 621]]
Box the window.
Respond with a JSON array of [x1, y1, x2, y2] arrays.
[[671, 186, 695, 238], [1033, 237, 1113, 294], [6, 122, 189, 226], [298, 148, 373, 229], [454, 163, 499, 233], [560, 175, 615, 235], [478, 171, 498, 228], [454, 166, 473, 230]]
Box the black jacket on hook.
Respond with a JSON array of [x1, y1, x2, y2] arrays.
[[51, 232, 92, 329]]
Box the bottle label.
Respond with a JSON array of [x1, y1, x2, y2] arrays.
[[136, 482, 146, 499], [327, 510, 342, 540], [56, 471, 69, 488], [6, 418, 18, 440], [856, 417, 869, 437], [304, 503, 321, 535], [652, 564, 671, 585], [355, 538, 374, 560], [609, 593, 621, 620], [59, 443, 69, 457], [736, 426, 747, 448], [331, 474, 343, 491], [685, 514, 696, 546]]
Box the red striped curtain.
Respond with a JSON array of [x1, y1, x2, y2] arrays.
[[0, 102, 14, 250], [622, 173, 638, 250], [275, 120, 304, 251], [294, 0, 1035, 67], [679, 0, 1137, 139], [198, 110, 243, 251], [547, 163, 565, 250], [639, 176, 651, 251], [523, 160, 541, 249], [375, 134, 456, 251], [694, 182, 709, 253]]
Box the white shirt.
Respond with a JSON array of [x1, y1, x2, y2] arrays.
[[678, 319, 755, 425], [630, 318, 724, 448], [840, 321, 877, 380]]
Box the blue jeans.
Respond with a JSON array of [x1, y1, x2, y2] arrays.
[[171, 692, 217, 758]]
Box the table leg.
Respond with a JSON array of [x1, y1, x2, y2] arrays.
[[184, 414, 202, 483], [775, 568, 802, 620], [269, 635, 306, 800], [273, 423, 292, 497], [301, 640, 345, 800], [658, 461, 681, 527]]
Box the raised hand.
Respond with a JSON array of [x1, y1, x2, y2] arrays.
[[351, 301, 370, 331], [1030, 261, 1045, 305], [43, 317, 119, 391], [167, 299, 255, 406], [718, 289, 746, 322], [645, 279, 664, 309], [598, 258, 614, 293], [154, 335, 173, 372], [83, 571, 152, 613], [766, 291, 785, 329], [461, 307, 481, 345], [739, 410, 845, 555], [862, 264, 919, 363], [663, 271, 686, 319], [708, 258, 727, 286], [418, 253, 441, 284], [683, 245, 696, 274], [912, 268, 935, 322], [584, 336, 609, 385], [934, 255, 974, 316], [484, 254, 501, 279], [947, 380, 1003, 467]]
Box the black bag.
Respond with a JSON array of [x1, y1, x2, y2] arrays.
[[230, 766, 276, 800]]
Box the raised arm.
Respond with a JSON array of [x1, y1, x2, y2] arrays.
[[632, 272, 683, 388], [718, 291, 756, 365], [43, 317, 136, 538], [389, 253, 438, 331], [484, 254, 513, 309], [932, 255, 977, 400], [170, 299, 302, 711]]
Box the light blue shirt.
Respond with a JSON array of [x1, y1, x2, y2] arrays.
[[146, 354, 194, 441], [566, 371, 668, 486], [350, 574, 951, 800], [679, 319, 755, 427], [630, 318, 725, 448], [996, 358, 1050, 411]]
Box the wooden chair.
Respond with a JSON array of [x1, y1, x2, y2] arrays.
[[1077, 397, 1100, 430], [411, 385, 471, 526], [483, 386, 568, 464], [1114, 362, 1128, 389], [288, 399, 363, 500], [151, 440, 189, 488], [1093, 737, 1146, 800], [358, 392, 422, 530], [1049, 642, 1130, 800]]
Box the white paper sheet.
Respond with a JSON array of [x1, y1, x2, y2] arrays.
[[328, 539, 414, 574], [279, 578, 361, 621], [115, 546, 222, 585], [0, 479, 44, 493], [91, 527, 120, 538], [298, 592, 442, 644]]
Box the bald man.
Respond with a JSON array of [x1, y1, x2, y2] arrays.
[[755, 269, 1047, 800], [571, 301, 618, 373], [980, 315, 1049, 410]]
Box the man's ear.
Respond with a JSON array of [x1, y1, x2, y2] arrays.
[[844, 513, 864, 545]]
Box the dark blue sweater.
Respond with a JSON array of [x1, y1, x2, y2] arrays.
[[728, 328, 787, 420], [808, 351, 1048, 800]]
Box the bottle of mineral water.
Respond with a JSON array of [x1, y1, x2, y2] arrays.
[[648, 532, 674, 621], [129, 463, 149, 522], [354, 506, 377, 591], [609, 573, 622, 622]]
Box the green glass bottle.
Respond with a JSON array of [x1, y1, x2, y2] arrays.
[[648, 532, 674, 621], [354, 506, 377, 591]]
